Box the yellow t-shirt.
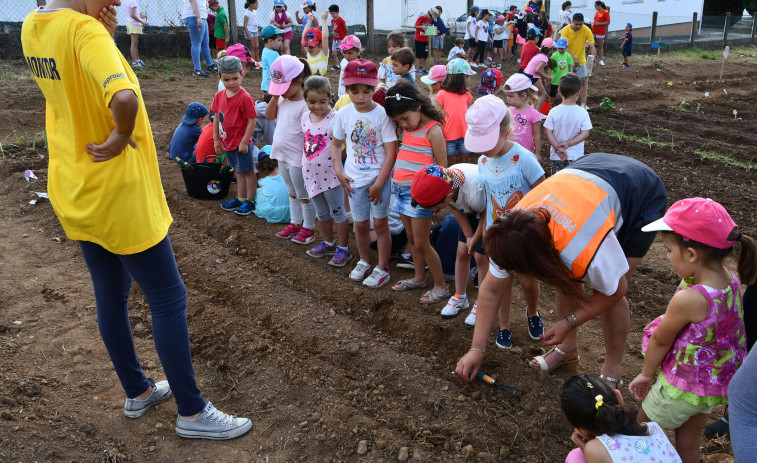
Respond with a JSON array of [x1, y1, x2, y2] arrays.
[[560, 24, 595, 66], [21, 8, 171, 254], [306, 50, 328, 76], [334, 94, 352, 110]]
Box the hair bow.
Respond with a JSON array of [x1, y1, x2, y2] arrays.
[[594, 394, 604, 410]]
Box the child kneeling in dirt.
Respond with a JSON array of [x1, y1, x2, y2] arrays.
[[168, 102, 208, 163], [254, 145, 290, 223]]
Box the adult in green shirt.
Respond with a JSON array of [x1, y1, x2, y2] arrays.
[[560, 13, 595, 108]]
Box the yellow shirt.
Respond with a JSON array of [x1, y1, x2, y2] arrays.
[[21, 8, 171, 254], [334, 94, 352, 110], [560, 24, 595, 66], [306, 50, 328, 76]]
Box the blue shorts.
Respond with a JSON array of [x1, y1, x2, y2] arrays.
[[332, 39, 342, 51], [457, 213, 485, 254], [431, 36, 444, 49], [446, 137, 470, 156], [226, 147, 254, 173], [391, 184, 433, 219], [349, 179, 392, 223]]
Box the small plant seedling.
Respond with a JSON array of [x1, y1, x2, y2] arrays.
[[733, 109, 741, 120], [667, 81, 673, 86], [599, 97, 615, 112], [653, 60, 661, 70]]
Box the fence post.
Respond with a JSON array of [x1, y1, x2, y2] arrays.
[[227, 0, 238, 45], [366, 0, 374, 54], [751, 13, 757, 45], [723, 12, 730, 46], [36, 0, 45, 6], [650, 11, 658, 43], [690, 12, 697, 47]]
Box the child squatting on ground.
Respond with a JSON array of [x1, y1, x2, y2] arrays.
[[168, 102, 208, 163]]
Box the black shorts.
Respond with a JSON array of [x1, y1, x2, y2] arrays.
[[550, 83, 559, 97], [492, 39, 504, 48], [457, 213, 485, 254], [524, 72, 538, 84], [468, 38, 477, 49], [209, 36, 217, 49], [622, 44, 632, 57], [415, 40, 429, 59]]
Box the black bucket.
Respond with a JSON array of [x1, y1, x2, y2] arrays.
[[180, 162, 233, 199]]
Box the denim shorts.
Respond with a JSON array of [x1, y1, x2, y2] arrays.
[[457, 213, 485, 254], [226, 147, 254, 173], [431, 36, 444, 49], [349, 179, 391, 223], [391, 184, 433, 219], [332, 39, 342, 51], [446, 137, 470, 156], [574, 64, 588, 78]]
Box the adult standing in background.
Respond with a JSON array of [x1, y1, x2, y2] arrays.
[[182, 0, 215, 77], [560, 13, 595, 108], [592, 1, 610, 66]]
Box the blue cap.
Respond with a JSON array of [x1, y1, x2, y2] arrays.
[[260, 24, 285, 40], [527, 27, 542, 39], [259, 145, 272, 160], [556, 37, 568, 48], [181, 102, 208, 125], [302, 0, 315, 6], [470, 5, 480, 12], [274, 0, 285, 6], [627, 23, 633, 29]]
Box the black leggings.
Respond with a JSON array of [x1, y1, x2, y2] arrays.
[[472, 40, 487, 63]]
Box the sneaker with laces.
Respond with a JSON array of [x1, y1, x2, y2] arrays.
[[496, 328, 513, 349], [193, 69, 209, 77], [441, 295, 469, 319], [254, 62, 262, 69], [307, 240, 336, 258], [328, 247, 353, 267], [124, 378, 172, 418], [175, 401, 252, 440], [291, 227, 315, 244], [220, 197, 243, 211], [464, 302, 477, 328], [234, 200, 255, 216], [276, 223, 301, 239], [363, 266, 390, 288], [527, 310, 543, 340], [350, 260, 372, 281], [396, 255, 415, 269]]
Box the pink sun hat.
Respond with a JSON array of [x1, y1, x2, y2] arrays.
[[641, 197, 739, 249], [464, 95, 509, 152], [420, 65, 447, 84], [268, 55, 305, 95], [503, 73, 537, 93], [337, 35, 361, 50]]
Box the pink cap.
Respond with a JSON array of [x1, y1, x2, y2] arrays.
[[464, 95, 509, 152], [268, 55, 305, 95], [641, 197, 739, 249], [542, 38, 555, 49], [496, 15, 505, 22], [420, 65, 447, 84], [337, 35, 361, 50], [503, 73, 537, 93]]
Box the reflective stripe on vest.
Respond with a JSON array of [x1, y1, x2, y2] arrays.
[[516, 168, 622, 279]]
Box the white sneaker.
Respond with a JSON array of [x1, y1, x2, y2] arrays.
[[471, 62, 480, 68], [124, 378, 172, 418], [464, 302, 477, 328], [175, 401, 252, 440], [599, 60, 605, 66], [441, 295, 469, 319], [362, 266, 390, 288], [349, 260, 372, 282]]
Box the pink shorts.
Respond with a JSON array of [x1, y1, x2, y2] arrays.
[[283, 30, 293, 40], [516, 35, 526, 45]]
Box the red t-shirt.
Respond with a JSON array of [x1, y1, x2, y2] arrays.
[[331, 17, 347, 40], [592, 10, 610, 36], [520, 42, 540, 70], [210, 88, 257, 151], [194, 124, 215, 163], [414, 15, 431, 42]]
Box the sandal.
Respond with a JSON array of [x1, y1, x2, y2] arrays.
[[531, 346, 580, 373], [599, 374, 624, 390], [392, 278, 427, 292], [420, 284, 449, 304]]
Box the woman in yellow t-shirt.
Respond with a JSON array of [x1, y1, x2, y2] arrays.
[[20, 0, 250, 440]]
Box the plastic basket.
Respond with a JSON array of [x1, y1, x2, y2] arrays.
[[180, 162, 233, 199]]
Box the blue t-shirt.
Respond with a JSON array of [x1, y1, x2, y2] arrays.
[[168, 123, 202, 162], [400, 72, 416, 86], [261, 47, 279, 92], [477, 142, 544, 229]]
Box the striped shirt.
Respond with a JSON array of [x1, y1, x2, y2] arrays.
[[393, 120, 439, 186], [306, 50, 328, 76]]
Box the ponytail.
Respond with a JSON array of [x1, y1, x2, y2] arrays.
[[737, 233, 757, 285]]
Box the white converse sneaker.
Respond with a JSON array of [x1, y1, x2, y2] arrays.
[[124, 378, 172, 418], [176, 401, 252, 440], [464, 302, 477, 328], [441, 295, 469, 319]]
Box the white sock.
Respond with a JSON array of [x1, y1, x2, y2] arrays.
[[302, 201, 315, 229], [289, 197, 303, 225], [401, 253, 411, 259]]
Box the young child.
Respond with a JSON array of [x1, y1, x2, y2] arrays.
[[254, 148, 292, 223], [503, 73, 542, 161], [217, 43, 257, 92], [390, 47, 416, 87], [330, 59, 398, 288], [295, 0, 318, 57], [384, 81, 449, 304], [464, 5, 480, 62], [300, 75, 352, 266], [621, 23, 633, 68], [328, 4, 347, 69], [630, 198, 756, 463], [477, 67, 503, 96], [420, 65, 447, 98], [209, 0, 228, 58], [562, 374, 682, 463], [378, 30, 409, 88], [336, 35, 361, 97], [260, 25, 284, 93], [519, 27, 542, 73], [302, 10, 330, 76], [544, 72, 592, 174], [447, 37, 466, 62], [523, 37, 555, 114], [265, 55, 314, 243], [505, 12, 516, 61], [492, 15, 507, 69], [472, 9, 492, 68], [413, 7, 439, 73], [243, 0, 260, 63], [436, 58, 475, 165], [168, 102, 208, 163], [213, 56, 258, 216], [270, 0, 293, 55], [549, 38, 574, 106], [466, 95, 544, 348], [123, 0, 148, 69]]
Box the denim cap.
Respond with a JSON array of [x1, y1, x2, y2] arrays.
[[274, 0, 285, 6], [181, 102, 208, 125], [217, 56, 242, 74], [446, 58, 476, 76]]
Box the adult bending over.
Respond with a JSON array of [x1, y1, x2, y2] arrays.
[[21, 0, 250, 439], [456, 153, 667, 389], [182, 0, 215, 77]]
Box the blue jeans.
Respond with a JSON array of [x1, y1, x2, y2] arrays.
[[730, 347, 757, 462], [79, 236, 205, 417], [183, 16, 214, 71]]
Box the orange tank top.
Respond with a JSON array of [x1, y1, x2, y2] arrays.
[[393, 120, 440, 186]]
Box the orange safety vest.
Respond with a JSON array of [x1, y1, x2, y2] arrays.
[[393, 120, 439, 186], [515, 169, 622, 279]]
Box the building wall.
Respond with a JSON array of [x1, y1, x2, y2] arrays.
[[550, 0, 704, 34]]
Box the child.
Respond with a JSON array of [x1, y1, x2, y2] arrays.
[[420, 64, 447, 98], [390, 47, 416, 87], [295, 0, 318, 57], [243, 0, 260, 63], [260, 24, 284, 93], [503, 73, 543, 161], [464, 5, 480, 62], [505, 12, 516, 60], [429, 5, 448, 66], [559, 1, 573, 30], [214, 56, 258, 216], [123, 0, 148, 69], [621, 23, 633, 68], [630, 198, 756, 463], [436, 58, 475, 165], [302, 10, 331, 76], [562, 374, 682, 463], [378, 30, 410, 88], [336, 35, 361, 97], [413, 7, 438, 73], [523, 37, 555, 114], [328, 4, 348, 69], [549, 38, 574, 106], [168, 102, 207, 163], [477, 67, 503, 96], [537, 11, 552, 38], [209, 0, 228, 58], [270, 0, 293, 55], [254, 147, 291, 223], [330, 59, 398, 288], [543, 72, 591, 174], [218, 44, 257, 92], [472, 9, 492, 68], [492, 15, 507, 69], [265, 55, 314, 243], [465, 95, 544, 348], [300, 75, 352, 266], [519, 27, 542, 73], [384, 81, 449, 304], [447, 37, 466, 62]]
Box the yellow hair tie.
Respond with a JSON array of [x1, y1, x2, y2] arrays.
[[595, 394, 604, 410]]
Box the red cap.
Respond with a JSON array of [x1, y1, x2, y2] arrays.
[[303, 27, 322, 48], [641, 197, 739, 249], [343, 59, 377, 86], [410, 165, 452, 208]]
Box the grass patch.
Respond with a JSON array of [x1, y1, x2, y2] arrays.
[[594, 125, 675, 150], [695, 146, 755, 170]]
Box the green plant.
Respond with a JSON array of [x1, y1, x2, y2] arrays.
[[599, 97, 615, 112], [696, 145, 755, 170], [653, 60, 662, 70], [670, 97, 688, 112], [701, 51, 717, 60], [696, 103, 703, 113]]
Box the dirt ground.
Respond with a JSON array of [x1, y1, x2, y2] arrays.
[[1, 47, 755, 462]]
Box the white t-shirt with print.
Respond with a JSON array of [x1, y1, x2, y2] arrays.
[[270, 97, 309, 167], [475, 20, 490, 42], [493, 24, 508, 41], [465, 16, 477, 40], [544, 103, 592, 161], [448, 163, 485, 214], [447, 46, 466, 61]]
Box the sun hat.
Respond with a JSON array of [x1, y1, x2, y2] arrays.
[[542, 38, 555, 49], [428, 7, 440, 20], [181, 102, 208, 125], [464, 95, 509, 152], [274, 0, 285, 7], [477, 68, 503, 95], [527, 27, 542, 39], [524, 7, 533, 13], [496, 14, 505, 22], [641, 198, 739, 249], [420, 65, 447, 84], [503, 73, 537, 92], [343, 59, 378, 86], [410, 165, 465, 208], [337, 35, 361, 50], [217, 55, 242, 74], [556, 37, 568, 48], [446, 58, 476, 76], [260, 24, 284, 40], [304, 27, 322, 47], [268, 55, 305, 95]]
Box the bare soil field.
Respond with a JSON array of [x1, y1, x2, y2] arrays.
[[1, 47, 755, 462]]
